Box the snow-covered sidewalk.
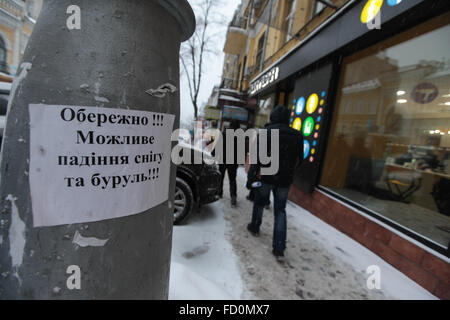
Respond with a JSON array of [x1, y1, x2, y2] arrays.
[[169, 167, 437, 300], [169, 201, 244, 299]]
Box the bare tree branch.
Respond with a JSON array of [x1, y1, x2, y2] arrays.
[[180, 0, 226, 120], [180, 55, 195, 106]]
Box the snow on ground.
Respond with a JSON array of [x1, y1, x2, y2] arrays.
[[169, 167, 437, 300], [285, 201, 437, 300], [169, 201, 244, 300]]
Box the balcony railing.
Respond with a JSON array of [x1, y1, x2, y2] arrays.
[[0, 0, 25, 19]]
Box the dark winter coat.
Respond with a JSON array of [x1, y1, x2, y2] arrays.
[[248, 106, 303, 188]]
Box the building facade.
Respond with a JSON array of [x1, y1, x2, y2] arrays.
[[0, 0, 42, 81], [220, 0, 450, 299]]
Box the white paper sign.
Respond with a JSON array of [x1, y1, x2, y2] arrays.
[[29, 104, 175, 227]]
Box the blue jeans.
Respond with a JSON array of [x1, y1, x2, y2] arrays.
[[249, 183, 289, 253]]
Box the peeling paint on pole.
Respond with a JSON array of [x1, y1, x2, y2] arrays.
[[6, 195, 25, 284]]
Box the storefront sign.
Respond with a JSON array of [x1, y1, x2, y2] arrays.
[[222, 105, 248, 121], [29, 104, 175, 227], [249, 67, 280, 95], [360, 0, 403, 24], [411, 83, 439, 104], [204, 105, 221, 120]]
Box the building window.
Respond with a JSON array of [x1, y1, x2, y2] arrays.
[[27, 0, 35, 18], [21, 33, 29, 55], [282, 0, 297, 43], [320, 15, 450, 251], [236, 62, 241, 90], [312, 0, 326, 18], [0, 37, 7, 73], [255, 31, 266, 71], [240, 56, 247, 92]]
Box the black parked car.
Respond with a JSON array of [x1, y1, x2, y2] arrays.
[[174, 143, 221, 225]]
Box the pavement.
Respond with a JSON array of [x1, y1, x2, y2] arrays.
[[169, 167, 437, 300]]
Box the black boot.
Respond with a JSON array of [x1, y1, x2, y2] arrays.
[[247, 224, 259, 237]]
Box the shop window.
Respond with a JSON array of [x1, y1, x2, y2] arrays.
[[255, 93, 275, 128], [321, 16, 450, 250]]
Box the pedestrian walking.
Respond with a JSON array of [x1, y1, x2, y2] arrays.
[[246, 106, 303, 261], [218, 120, 240, 206]]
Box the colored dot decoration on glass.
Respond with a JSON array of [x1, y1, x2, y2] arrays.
[[303, 140, 310, 159], [296, 97, 305, 115], [306, 94, 319, 114], [293, 117, 302, 131], [303, 117, 314, 137], [387, 0, 402, 6], [292, 89, 328, 164]]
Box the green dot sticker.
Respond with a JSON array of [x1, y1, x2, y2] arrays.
[[303, 117, 314, 137]]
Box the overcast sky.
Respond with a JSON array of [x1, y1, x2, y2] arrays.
[[180, 0, 242, 121]]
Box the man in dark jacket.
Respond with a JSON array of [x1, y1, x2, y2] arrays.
[[218, 120, 240, 206], [247, 106, 303, 260]]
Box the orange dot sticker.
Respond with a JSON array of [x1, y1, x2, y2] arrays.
[[309, 157, 314, 163]]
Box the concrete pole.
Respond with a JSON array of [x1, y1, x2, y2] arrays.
[[0, 0, 194, 299]]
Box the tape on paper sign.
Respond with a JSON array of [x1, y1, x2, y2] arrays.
[[28, 104, 175, 227]]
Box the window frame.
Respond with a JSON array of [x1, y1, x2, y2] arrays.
[[317, 13, 450, 257]]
